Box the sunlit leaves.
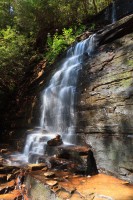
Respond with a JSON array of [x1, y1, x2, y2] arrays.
[[0, 26, 31, 92], [0, 0, 112, 94], [45, 26, 85, 64]]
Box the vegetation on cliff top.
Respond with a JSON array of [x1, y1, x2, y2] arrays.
[[0, 0, 112, 95]]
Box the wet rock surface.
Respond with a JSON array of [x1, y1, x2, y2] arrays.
[[0, 190, 23, 200], [0, 146, 28, 199], [51, 145, 98, 175], [0, 166, 28, 199], [0, 180, 15, 194], [44, 171, 55, 178], [77, 24, 133, 182], [0, 144, 133, 200], [47, 134, 63, 146], [28, 163, 46, 171], [25, 169, 133, 200]]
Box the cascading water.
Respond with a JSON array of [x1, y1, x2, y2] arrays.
[[112, 0, 117, 23], [40, 35, 96, 135], [22, 34, 97, 163]]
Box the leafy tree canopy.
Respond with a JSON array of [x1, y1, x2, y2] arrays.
[[0, 0, 112, 96]]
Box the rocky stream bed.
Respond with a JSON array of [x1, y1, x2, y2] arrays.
[[0, 144, 133, 200]]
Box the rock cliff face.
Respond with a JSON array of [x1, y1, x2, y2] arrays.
[[1, 14, 133, 182], [76, 18, 133, 182], [95, 0, 133, 24]]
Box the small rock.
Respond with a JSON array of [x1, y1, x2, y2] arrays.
[[51, 185, 60, 192], [44, 171, 55, 178], [46, 180, 58, 186], [41, 167, 48, 171], [7, 174, 15, 181], [0, 149, 8, 153], [57, 190, 71, 199], [47, 135, 63, 146], [120, 168, 130, 176], [28, 163, 46, 171], [122, 182, 129, 185], [81, 180, 86, 183], [13, 169, 21, 176], [73, 175, 80, 178]]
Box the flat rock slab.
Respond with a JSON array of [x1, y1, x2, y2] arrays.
[[72, 174, 133, 200], [57, 145, 90, 159], [58, 145, 89, 154], [0, 166, 19, 174], [26, 171, 133, 200], [0, 180, 15, 194], [46, 180, 58, 186], [0, 190, 22, 200], [44, 171, 55, 178], [28, 163, 46, 171]]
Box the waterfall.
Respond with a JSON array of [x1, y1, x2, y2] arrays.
[[112, 0, 117, 23], [23, 34, 97, 163], [40, 35, 96, 135]]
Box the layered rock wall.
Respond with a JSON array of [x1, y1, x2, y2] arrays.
[[95, 0, 133, 24], [77, 31, 133, 182]]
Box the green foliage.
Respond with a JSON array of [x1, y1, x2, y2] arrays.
[[89, 23, 96, 31], [45, 28, 74, 63], [0, 26, 28, 57], [11, 0, 112, 48], [96, 0, 112, 11], [0, 26, 32, 92], [73, 25, 86, 36], [45, 26, 86, 64], [0, 0, 14, 29], [127, 59, 133, 67], [0, 0, 112, 95]]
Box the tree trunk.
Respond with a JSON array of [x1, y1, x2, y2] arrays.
[[92, 0, 98, 14]]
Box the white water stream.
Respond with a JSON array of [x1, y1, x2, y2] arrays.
[[12, 34, 97, 163], [112, 0, 117, 23]]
